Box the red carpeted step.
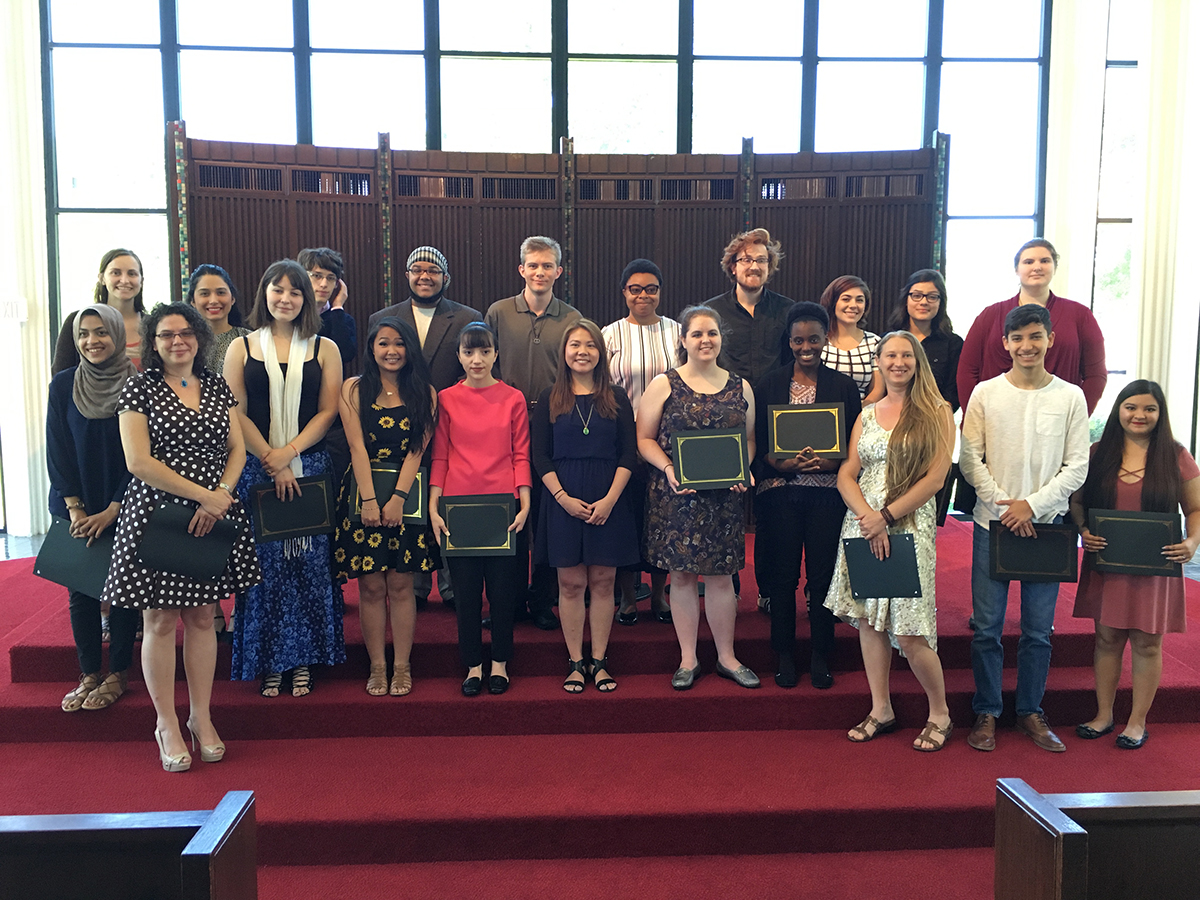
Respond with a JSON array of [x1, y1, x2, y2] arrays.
[[259, 847, 997, 900], [6, 664, 1197, 744], [4, 726, 1200, 865]]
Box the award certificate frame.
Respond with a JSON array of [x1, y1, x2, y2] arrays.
[[988, 522, 1079, 583], [767, 403, 847, 460], [350, 465, 427, 524], [250, 474, 335, 543], [1090, 509, 1182, 577], [33, 516, 115, 599], [439, 493, 516, 557], [671, 427, 750, 490], [842, 534, 922, 600]]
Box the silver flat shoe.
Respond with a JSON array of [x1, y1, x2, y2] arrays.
[[716, 662, 760, 689], [671, 665, 701, 690]]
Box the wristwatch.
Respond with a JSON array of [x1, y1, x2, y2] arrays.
[[218, 482, 234, 495]]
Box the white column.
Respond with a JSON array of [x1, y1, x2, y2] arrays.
[[0, 0, 53, 535]]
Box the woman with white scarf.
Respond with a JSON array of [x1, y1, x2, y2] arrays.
[[224, 259, 345, 697]]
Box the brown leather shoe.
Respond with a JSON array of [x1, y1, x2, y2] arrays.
[[967, 713, 996, 751], [1016, 712, 1066, 752]]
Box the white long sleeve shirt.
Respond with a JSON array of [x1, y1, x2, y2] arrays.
[[959, 373, 1090, 529]]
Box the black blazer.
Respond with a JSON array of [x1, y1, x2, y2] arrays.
[[368, 297, 484, 392], [752, 363, 863, 482]]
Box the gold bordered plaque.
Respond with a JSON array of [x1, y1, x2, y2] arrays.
[[440, 493, 516, 557], [671, 427, 750, 490], [1090, 509, 1182, 577], [988, 521, 1079, 583], [768, 403, 847, 460], [842, 534, 922, 600], [349, 465, 427, 524], [250, 475, 335, 543], [33, 516, 114, 599]]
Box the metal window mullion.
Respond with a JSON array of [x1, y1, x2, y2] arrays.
[[40, 0, 61, 346], [923, 0, 944, 146], [677, 0, 693, 152], [425, 0, 440, 149], [161, 0, 181, 120], [294, 0, 313, 144], [552, 0, 567, 151], [1034, 0, 1053, 235], [800, 0, 819, 151]]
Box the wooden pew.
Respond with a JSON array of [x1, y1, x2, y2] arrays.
[[0, 789, 256, 900], [995, 777, 1200, 900]]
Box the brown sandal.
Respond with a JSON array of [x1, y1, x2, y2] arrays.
[[62, 673, 100, 712], [390, 662, 412, 696], [913, 720, 953, 752], [366, 662, 388, 696], [847, 714, 898, 743], [82, 671, 127, 710]]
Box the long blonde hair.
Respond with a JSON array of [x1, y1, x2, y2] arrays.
[[877, 331, 949, 522]]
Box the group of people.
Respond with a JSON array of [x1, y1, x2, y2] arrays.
[[45, 231, 1198, 771]]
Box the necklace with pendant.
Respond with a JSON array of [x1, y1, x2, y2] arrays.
[[575, 398, 595, 435]]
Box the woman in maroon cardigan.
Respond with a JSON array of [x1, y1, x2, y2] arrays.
[[956, 239, 1107, 416]]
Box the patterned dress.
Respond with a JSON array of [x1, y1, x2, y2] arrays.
[[104, 370, 261, 609], [333, 402, 441, 579], [822, 331, 880, 399], [643, 369, 747, 575], [823, 405, 938, 650]]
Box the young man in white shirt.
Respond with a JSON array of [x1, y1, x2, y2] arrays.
[[960, 303, 1090, 753]]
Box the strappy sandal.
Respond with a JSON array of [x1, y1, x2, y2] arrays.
[[913, 720, 954, 752], [366, 662, 388, 696], [62, 673, 100, 712], [291, 666, 313, 697], [563, 658, 587, 694], [590, 656, 617, 693], [82, 671, 127, 710], [390, 662, 412, 696], [847, 714, 898, 743], [260, 672, 283, 698]]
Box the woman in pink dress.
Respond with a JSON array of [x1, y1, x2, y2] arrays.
[[1070, 380, 1200, 749]]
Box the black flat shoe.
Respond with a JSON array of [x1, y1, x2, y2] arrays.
[[653, 607, 672, 624], [531, 610, 559, 631], [1116, 730, 1148, 749], [461, 676, 482, 697], [488, 674, 510, 695], [1075, 722, 1115, 740], [775, 654, 798, 689], [617, 609, 638, 626], [809, 652, 833, 690]]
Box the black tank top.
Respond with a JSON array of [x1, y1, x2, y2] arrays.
[[242, 336, 326, 452]]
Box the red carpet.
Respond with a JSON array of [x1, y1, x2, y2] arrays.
[[3, 517, 1199, 898]]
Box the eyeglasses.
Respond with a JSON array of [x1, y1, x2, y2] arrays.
[[736, 256, 769, 267], [309, 272, 338, 285], [624, 284, 660, 296], [156, 329, 196, 341], [908, 291, 942, 303], [408, 266, 443, 277]]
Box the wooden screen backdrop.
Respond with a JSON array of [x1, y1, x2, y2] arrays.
[[170, 125, 949, 365]]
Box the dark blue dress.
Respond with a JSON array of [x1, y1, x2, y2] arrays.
[[532, 386, 640, 568]]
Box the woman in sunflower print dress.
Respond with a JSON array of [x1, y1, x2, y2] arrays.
[[334, 318, 441, 696]]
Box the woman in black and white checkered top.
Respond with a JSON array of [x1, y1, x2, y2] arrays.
[[819, 275, 883, 403]]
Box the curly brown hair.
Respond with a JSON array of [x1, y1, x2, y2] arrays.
[[719, 228, 783, 282]]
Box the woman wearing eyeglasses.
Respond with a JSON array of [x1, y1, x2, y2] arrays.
[[602, 259, 679, 626], [885, 269, 963, 412]]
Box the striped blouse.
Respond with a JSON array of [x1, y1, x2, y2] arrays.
[[602, 316, 682, 415]]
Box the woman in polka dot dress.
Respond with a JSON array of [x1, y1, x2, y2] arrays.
[[333, 317, 441, 697], [105, 303, 261, 772]]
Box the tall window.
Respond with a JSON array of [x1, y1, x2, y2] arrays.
[[41, 0, 1052, 331]]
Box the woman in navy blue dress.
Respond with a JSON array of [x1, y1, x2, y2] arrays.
[[532, 319, 639, 692]]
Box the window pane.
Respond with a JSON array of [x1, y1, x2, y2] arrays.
[[441, 58, 551, 153], [180, 50, 296, 144], [309, 0, 422, 50], [944, 218, 1033, 329], [939, 62, 1039, 216], [56, 212, 170, 323], [1097, 66, 1140, 219], [692, 60, 801, 153], [942, 0, 1042, 59], [177, 0, 292, 47], [814, 62, 924, 152], [442, 0, 551, 52], [312, 54, 425, 149], [1107, 0, 1146, 61], [1092, 222, 1134, 378], [694, 0, 803, 57], [50, 0, 159, 44], [568, 0, 676, 55], [53, 48, 166, 209], [818, 0, 927, 57], [568, 61, 676, 154]]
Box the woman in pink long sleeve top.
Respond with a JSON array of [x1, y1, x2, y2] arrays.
[[430, 322, 532, 696], [957, 239, 1107, 416]]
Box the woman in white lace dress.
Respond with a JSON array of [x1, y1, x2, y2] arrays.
[[824, 332, 954, 751]]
